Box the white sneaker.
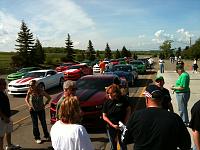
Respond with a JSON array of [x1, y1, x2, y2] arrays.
[[35, 139, 42, 144], [5, 144, 21, 150]]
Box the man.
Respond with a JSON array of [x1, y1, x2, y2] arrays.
[[155, 75, 174, 112], [171, 64, 190, 126], [0, 78, 20, 150], [189, 100, 200, 150], [122, 84, 191, 150], [99, 60, 106, 74], [56, 80, 77, 119]]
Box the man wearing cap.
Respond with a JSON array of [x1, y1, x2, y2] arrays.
[[155, 75, 174, 112], [122, 84, 191, 150], [171, 64, 190, 126]]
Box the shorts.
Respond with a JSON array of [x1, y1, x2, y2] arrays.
[[0, 118, 13, 137]]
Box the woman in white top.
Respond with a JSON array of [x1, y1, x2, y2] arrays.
[[50, 96, 94, 150], [159, 58, 165, 73]]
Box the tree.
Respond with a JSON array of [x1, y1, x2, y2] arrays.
[[159, 40, 173, 58], [86, 40, 95, 61], [104, 43, 112, 59], [12, 21, 35, 67], [32, 39, 45, 65], [115, 49, 121, 59], [188, 38, 200, 59], [121, 46, 128, 58], [96, 50, 100, 59], [65, 33, 74, 62], [176, 47, 182, 57]]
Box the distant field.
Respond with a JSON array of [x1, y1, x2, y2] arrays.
[[0, 52, 14, 68]]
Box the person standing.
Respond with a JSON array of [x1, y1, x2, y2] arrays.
[[56, 80, 77, 120], [25, 80, 51, 144], [0, 78, 20, 150], [102, 84, 131, 150], [50, 96, 94, 150], [193, 58, 198, 73], [122, 84, 191, 150], [159, 58, 165, 73], [189, 100, 200, 150], [99, 60, 106, 74], [155, 75, 174, 112], [171, 64, 190, 126]]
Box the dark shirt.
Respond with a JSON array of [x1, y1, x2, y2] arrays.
[[122, 107, 191, 150], [189, 100, 200, 132], [102, 96, 129, 125], [0, 91, 11, 118], [161, 88, 172, 110]]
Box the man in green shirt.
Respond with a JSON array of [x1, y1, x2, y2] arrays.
[[171, 64, 190, 126]]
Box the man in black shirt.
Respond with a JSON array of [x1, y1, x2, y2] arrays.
[[189, 100, 200, 150], [122, 84, 191, 150], [0, 78, 20, 150], [155, 75, 174, 112]]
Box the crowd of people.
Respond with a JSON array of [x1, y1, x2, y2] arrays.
[[1, 57, 200, 150]]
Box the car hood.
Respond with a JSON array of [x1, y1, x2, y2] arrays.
[[8, 77, 40, 85], [7, 72, 25, 77], [63, 69, 80, 74], [105, 71, 129, 76]]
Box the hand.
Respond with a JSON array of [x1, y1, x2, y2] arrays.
[[113, 124, 119, 129]]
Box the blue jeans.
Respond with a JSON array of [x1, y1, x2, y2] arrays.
[[30, 109, 49, 140], [160, 64, 164, 73], [176, 92, 190, 123], [107, 127, 127, 150]]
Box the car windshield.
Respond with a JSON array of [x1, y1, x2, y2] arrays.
[[18, 68, 29, 73], [113, 66, 132, 72], [69, 65, 82, 69], [77, 78, 113, 90], [61, 63, 73, 66], [23, 72, 45, 78], [131, 61, 143, 65]]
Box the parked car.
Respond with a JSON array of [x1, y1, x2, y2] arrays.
[[111, 64, 138, 86], [130, 60, 146, 74], [93, 60, 109, 74], [50, 74, 128, 128], [63, 63, 93, 80], [55, 62, 79, 72], [7, 67, 41, 81], [137, 58, 150, 69], [109, 59, 119, 65], [7, 69, 64, 95]]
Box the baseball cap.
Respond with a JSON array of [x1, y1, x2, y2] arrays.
[[63, 80, 76, 89], [143, 84, 163, 100], [155, 75, 164, 82]]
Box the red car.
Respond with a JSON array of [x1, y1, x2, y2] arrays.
[[50, 74, 128, 129], [55, 62, 78, 72], [62, 63, 93, 81]]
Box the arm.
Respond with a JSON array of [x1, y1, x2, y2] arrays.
[[192, 129, 200, 150], [25, 92, 32, 110], [102, 113, 119, 129], [124, 106, 131, 123], [43, 91, 51, 106]]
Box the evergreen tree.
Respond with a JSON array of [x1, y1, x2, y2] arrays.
[[86, 40, 96, 61], [96, 50, 100, 59], [104, 43, 112, 59], [121, 46, 128, 58], [33, 39, 45, 65], [12, 21, 35, 67], [115, 49, 121, 59], [65, 33, 74, 62]]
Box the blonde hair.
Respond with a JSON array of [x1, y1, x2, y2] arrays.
[[59, 96, 80, 124]]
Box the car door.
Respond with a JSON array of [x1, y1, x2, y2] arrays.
[[45, 70, 57, 88]]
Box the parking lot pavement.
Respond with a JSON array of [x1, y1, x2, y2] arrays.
[[157, 70, 200, 148]]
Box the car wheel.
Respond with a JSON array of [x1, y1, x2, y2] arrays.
[[38, 83, 45, 91], [59, 77, 64, 87]]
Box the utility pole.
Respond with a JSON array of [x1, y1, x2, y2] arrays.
[[189, 37, 192, 47]]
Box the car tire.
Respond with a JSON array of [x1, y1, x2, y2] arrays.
[[59, 77, 64, 87], [38, 83, 45, 91]]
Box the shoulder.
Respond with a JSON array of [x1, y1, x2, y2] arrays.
[[191, 100, 200, 112]]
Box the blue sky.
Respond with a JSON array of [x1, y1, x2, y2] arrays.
[[0, 0, 200, 52]]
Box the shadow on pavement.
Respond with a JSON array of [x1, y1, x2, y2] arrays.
[[20, 147, 53, 150], [11, 110, 19, 116]]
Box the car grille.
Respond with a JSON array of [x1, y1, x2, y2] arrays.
[[10, 85, 27, 88]]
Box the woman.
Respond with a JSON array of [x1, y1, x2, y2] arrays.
[[102, 84, 131, 150], [50, 96, 93, 150], [25, 80, 51, 144]]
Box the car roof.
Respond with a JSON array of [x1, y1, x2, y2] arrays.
[[29, 69, 55, 73]]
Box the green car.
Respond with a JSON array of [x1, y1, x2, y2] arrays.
[[130, 60, 146, 74], [7, 67, 41, 81]]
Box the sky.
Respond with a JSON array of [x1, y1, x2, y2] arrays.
[[0, 0, 200, 52]]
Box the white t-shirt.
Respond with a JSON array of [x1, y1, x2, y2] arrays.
[[50, 121, 94, 150], [159, 59, 164, 65]]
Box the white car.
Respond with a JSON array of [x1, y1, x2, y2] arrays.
[[93, 64, 100, 74], [8, 69, 64, 95]]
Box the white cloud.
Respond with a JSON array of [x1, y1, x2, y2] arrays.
[[176, 28, 194, 44], [152, 30, 174, 44]]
